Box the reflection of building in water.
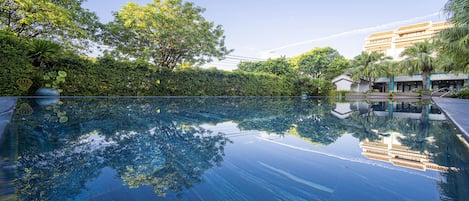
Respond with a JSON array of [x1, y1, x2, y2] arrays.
[[332, 102, 446, 121], [360, 133, 448, 172], [331, 102, 353, 119]]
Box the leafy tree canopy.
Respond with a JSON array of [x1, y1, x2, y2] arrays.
[[399, 40, 439, 90], [237, 56, 296, 76], [0, 0, 101, 50], [103, 0, 232, 69], [295, 47, 350, 80], [351, 51, 389, 90], [437, 0, 469, 72]]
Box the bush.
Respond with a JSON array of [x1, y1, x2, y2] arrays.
[[454, 86, 469, 99], [49, 55, 302, 96], [0, 31, 35, 96], [294, 77, 332, 96]]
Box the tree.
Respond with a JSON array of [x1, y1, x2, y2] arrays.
[[351, 51, 388, 90], [399, 40, 438, 90], [436, 0, 469, 72], [27, 39, 63, 68], [378, 60, 399, 92], [237, 60, 264, 72], [296, 47, 350, 80], [0, 0, 101, 50], [260, 57, 296, 76], [237, 57, 296, 76], [104, 0, 231, 69]]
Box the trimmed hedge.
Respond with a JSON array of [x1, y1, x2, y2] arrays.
[[59, 56, 297, 96], [0, 31, 35, 96]]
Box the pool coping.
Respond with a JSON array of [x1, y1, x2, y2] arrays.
[[432, 97, 469, 143]]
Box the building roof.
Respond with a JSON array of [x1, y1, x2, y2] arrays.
[[332, 74, 353, 83]]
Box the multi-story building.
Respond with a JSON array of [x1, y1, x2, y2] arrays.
[[333, 21, 468, 93], [364, 21, 451, 60], [365, 21, 468, 93]]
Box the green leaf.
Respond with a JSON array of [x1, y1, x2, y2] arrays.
[[58, 71, 67, 77]]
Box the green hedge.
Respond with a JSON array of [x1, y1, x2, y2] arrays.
[[59, 57, 297, 96], [0, 31, 35, 96], [0, 33, 332, 96]]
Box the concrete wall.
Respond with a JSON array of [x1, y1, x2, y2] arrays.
[[351, 81, 370, 92], [335, 79, 352, 91]]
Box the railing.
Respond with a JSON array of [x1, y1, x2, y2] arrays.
[[430, 87, 456, 98]]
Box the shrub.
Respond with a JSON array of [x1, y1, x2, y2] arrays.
[[454, 86, 469, 99], [0, 31, 35, 95]]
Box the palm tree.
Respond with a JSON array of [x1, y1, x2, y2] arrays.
[[377, 60, 399, 92], [399, 40, 438, 90], [351, 51, 388, 91], [27, 39, 63, 68], [437, 27, 469, 73], [436, 0, 469, 73]]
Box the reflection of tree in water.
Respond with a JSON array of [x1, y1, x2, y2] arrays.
[[236, 99, 348, 145], [107, 125, 229, 197], [344, 112, 382, 142], [346, 102, 439, 149], [295, 112, 346, 145], [9, 99, 230, 200]]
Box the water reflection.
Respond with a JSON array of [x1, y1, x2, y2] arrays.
[[0, 98, 468, 200]]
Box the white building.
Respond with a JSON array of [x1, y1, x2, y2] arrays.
[[333, 21, 469, 93]]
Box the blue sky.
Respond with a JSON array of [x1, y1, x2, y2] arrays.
[[83, 0, 448, 70]]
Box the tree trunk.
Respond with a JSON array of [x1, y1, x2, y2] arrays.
[[422, 71, 429, 90], [368, 78, 372, 92]]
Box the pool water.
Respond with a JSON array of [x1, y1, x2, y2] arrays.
[[1, 98, 468, 200]]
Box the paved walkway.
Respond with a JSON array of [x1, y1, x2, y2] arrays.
[[433, 97, 469, 142]]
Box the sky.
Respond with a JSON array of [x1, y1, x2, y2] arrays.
[[82, 0, 448, 70]]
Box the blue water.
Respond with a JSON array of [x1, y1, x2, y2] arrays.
[[0, 98, 468, 200]]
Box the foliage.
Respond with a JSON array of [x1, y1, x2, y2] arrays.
[[0, 28, 332, 97], [294, 77, 333, 96], [351, 51, 389, 90], [296, 47, 350, 80], [237, 56, 296, 77], [436, 0, 469, 73], [52, 54, 300, 96], [43, 70, 67, 91], [454, 86, 469, 99], [444, 0, 469, 24], [0, 0, 101, 50], [0, 33, 296, 96], [26, 39, 63, 68], [0, 30, 35, 95], [399, 40, 439, 90], [378, 60, 399, 77], [103, 0, 231, 69], [237, 60, 263, 72]]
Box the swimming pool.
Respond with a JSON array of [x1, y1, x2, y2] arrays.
[[1, 97, 468, 200]]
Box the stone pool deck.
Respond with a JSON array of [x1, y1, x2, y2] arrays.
[[433, 97, 469, 142]]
